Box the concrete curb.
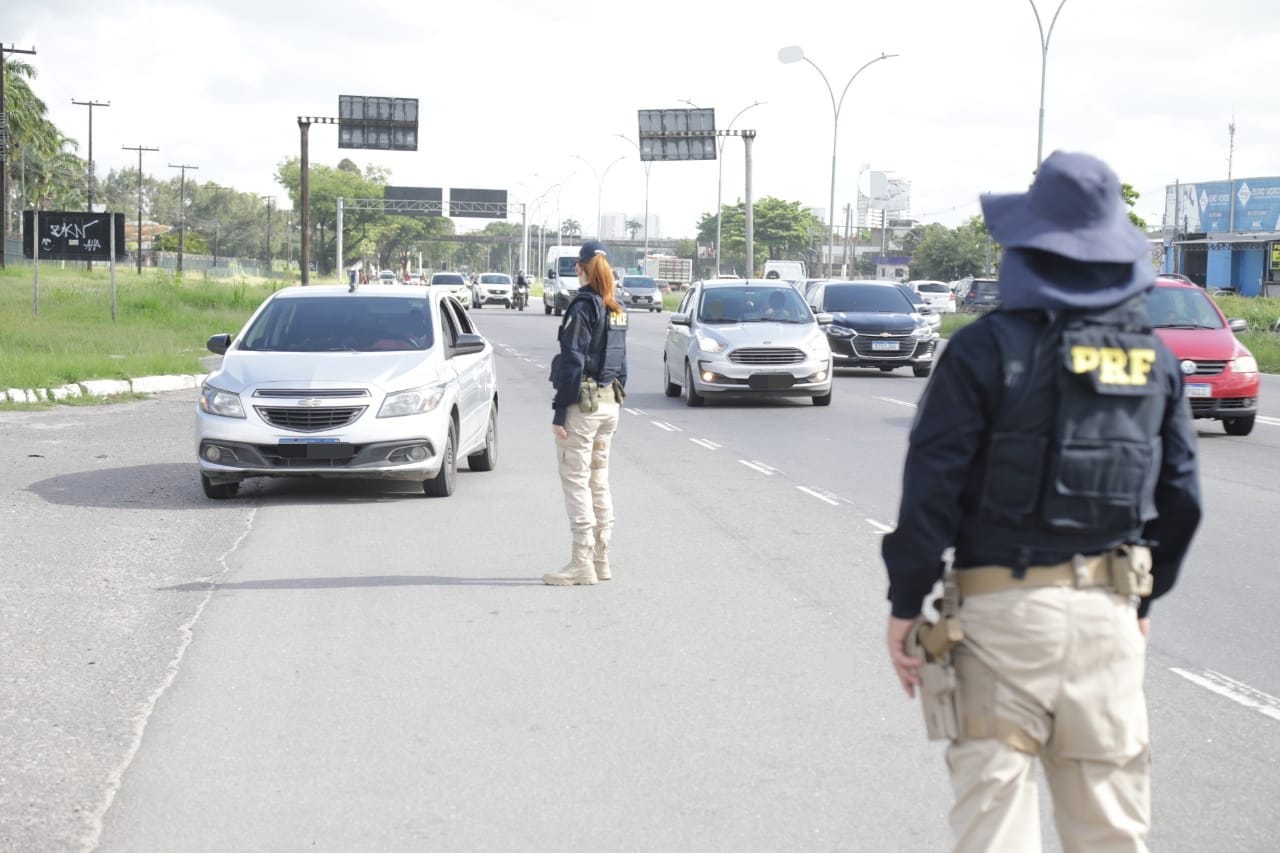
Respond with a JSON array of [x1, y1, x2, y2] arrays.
[[2, 374, 208, 404]]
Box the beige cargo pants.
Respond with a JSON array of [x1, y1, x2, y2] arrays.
[[555, 399, 620, 539], [947, 586, 1150, 852]]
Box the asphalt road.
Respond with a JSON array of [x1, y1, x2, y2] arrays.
[[1, 305, 1277, 851]]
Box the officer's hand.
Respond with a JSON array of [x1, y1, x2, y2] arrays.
[[1138, 617, 1150, 644], [887, 616, 924, 699], [552, 424, 568, 440]]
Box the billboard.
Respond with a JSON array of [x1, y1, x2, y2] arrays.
[[338, 96, 418, 151], [449, 188, 508, 219], [23, 211, 127, 260], [1164, 177, 1280, 233], [637, 108, 717, 162], [384, 186, 443, 216]]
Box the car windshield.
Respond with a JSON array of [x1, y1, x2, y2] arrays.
[[972, 280, 999, 295], [556, 257, 578, 277], [239, 296, 434, 352], [479, 274, 510, 284], [916, 282, 949, 293], [896, 285, 925, 306], [1148, 286, 1224, 329], [624, 277, 656, 289], [431, 274, 465, 285], [698, 286, 811, 323], [821, 284, 915, 313]]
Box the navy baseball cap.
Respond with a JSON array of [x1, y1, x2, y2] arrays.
[[578, 240, 608, 265]]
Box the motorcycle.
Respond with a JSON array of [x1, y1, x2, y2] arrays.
[[511, 280, 529, 311]]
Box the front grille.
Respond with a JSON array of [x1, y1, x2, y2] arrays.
[[1188, 360, 1227, 376], [850, 335, 919, 359], [254, 406, 367, 432], [729, 347, 805, 365], [254, 388, 370, 399]]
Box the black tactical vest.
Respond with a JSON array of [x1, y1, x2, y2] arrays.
[[957, 305, 1167, 568], [557, 291, 628, 385]]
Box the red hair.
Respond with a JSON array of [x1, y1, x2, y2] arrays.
[[579, 254, 621, 313]]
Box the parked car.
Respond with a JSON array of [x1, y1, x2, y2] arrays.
[[906, 279, 956, 313], [472, 272, 514, 308], [429, 271, 473, 309], [406, 272, 424, 284], [195, 284, 498, 499], [663, 279, 833, 406], [1149, 276, 1259, 435], [894, 283, 942, 334], [957, 277, 1000, 313], [377, 270, 397, 285], [618, 275, 663, 312], [808, 280, 939, 377]]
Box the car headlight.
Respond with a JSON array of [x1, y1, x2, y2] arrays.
[[199, 384, 245, 418], [619, 289, 631, 298], [805, 331, 831, 355], [1231, 355, 1258, 374], [696, 331, 728, 353], [826, 325, 856, 338], [912, 323, 935, 338], [379, 383, 447, 418]]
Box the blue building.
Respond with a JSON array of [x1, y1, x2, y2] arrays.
[[1164, 177, 1280, 296]]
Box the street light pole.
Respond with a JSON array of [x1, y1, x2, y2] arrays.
[[682, 99, 765, 275], [778, 46, 897, 279], [122, 145, 158, 275], [258, 195, 274, 276], [572, 154, 625, 240], [169, 163, 198, 274], [1029, 0, 1068, 171], [615, 134, 652, 261]]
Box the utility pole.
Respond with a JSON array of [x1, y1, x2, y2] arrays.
[[208, 183, 226, 268], [72, 98, 109, 270], [0, 43, 38, 269], [1227, 115, 1237, 234], [122, 145, 158, 274], [169, 163, 198, 274], [258, 194, 274, 276], [297, 115, 338, 285]]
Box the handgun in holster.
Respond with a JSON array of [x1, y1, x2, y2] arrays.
[[909, 576, 964, 742], [1108, 544, 1154, 598]]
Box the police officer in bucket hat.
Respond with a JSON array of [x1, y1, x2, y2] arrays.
[[545, 240, 628, 586], [883, 151, 1202, 850]]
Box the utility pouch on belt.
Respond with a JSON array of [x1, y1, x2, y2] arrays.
[[579, 379, 600, 414], [611, 378, 627, 402], [908, 620, 962, 741], [1108, 544, 1154, 597]]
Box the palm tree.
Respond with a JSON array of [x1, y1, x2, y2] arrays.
[[560, 218, 581, 239], [4, 57, 65, 233], [625, 218, 643, 240]]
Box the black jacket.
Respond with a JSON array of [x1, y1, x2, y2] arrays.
[[549, 290, 628, 426]]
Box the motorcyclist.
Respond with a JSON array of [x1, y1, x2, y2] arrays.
[[513, 270, 530, 309]]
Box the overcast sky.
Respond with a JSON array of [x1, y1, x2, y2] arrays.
[[8, 0, 1280, 238]]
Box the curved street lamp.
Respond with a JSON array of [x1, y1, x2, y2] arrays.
[[572, 154, 626, 240], [615, 134, 653, 260], [681, 99, 765, 275], [1029, 0, 1068, 171], [778, 46, 897, 278]]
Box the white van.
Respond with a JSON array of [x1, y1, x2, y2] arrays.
[[762, 260, 807, 282], [544, 245, 581, 316]]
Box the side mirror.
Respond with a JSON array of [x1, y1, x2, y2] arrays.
[[207, 333, 232, 355], [1229, 317, 1247, 333], [669, 312, 691, 326], [816, 312, 834, 325], [918, 306, 935, 315], [547, 268, 557, 280], [451, 332, 487, 357]]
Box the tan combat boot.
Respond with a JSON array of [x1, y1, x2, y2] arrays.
[[543, 533, 597, 586], [592, 526, 612, 581]]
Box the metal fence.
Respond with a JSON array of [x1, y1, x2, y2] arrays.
[[2, 238, 291, 279]]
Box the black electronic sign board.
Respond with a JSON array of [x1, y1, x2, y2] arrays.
[[637, 108, 717, 161], [23, 211, 127, 260], [338, 96, 419, 151], [384, 186, 443, 215], [449, 188, 508, 219]]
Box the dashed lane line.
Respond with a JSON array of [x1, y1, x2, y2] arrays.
[[739, 459, 778, 476], [690, 438, 721, 450], [873, 396, 918, 410], [797, 485, 841, 506], [865, 519, 895, 534], [1256, 415, 1280, 427], [651, 421, 682, 432], [1169, 667, 1280, 723], [626, 407, 649, 416]]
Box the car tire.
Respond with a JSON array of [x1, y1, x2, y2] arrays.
[[1224, 415, 1255, 436], [424, 419, 458, 497], [663, 359, 681, 397], [554, 308, 562, 316], [474, 302, 482, 309], [684, 362, 705, 407], [913, 365, 932, 378], [544, 304, 551, 315], [200, 474, 239, 500], [812, 389, 832, 406], [468, 406, 498, 471]]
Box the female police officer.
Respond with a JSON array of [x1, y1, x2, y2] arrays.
[[545, 240, 628, 586]]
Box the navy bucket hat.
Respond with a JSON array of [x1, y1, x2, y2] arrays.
[[578, 240, 608, 265], [980, 151, 1151, 264]]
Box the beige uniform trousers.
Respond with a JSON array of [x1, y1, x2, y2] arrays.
[[947, 585, 1149, 853], [555, 400, 620, 537]]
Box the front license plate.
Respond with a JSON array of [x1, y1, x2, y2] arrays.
[[1185, 383, 1212, 398], [749, 373, 795, 390], [279, 437, 341, 444], [872, 340, 900, 351]]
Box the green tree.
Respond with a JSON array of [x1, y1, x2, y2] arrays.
[[695, 196, 821, 277], [275, 157, 389, 275], [908, 220, 989, 281], [560, 218, 581, 239], [625, 218, 643, 240], [3, 57, 69, 232], [1121, 182, 1147, 230]]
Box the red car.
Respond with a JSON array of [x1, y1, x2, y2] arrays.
[[1149, 276, 1259, 435]]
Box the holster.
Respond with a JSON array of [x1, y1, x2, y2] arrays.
[[908, 619, 962, 742], [579, 379, 600, 414], [1108, 544, 1154, 597], [611, 378, 627, 402]]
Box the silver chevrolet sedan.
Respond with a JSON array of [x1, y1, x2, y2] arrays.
[[663, 279, 834, 406]]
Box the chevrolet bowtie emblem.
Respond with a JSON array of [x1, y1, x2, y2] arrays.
[[297, 398, 323, 407]]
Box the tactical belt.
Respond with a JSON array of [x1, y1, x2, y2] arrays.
[[955, 554, 1111, 598]]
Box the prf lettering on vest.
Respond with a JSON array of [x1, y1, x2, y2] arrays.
[[1070, 346, 1156, 385]]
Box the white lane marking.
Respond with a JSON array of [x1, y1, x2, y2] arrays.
[[690, 438, 721, 450], [865, 519, 895, 534], [1256, 415, 1280, 427], [82, 510, 260, 850], [797, 485, 841, 506], [1169, 667, 1280, 722], [739, 459, 777, 476], [534, 363, 546, 369], [626, 407, 649, 416], [873, 396, 918, 410], [651, 420, 682, 432]]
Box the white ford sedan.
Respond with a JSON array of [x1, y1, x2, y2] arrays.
[[195, 285, 497, 499]]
